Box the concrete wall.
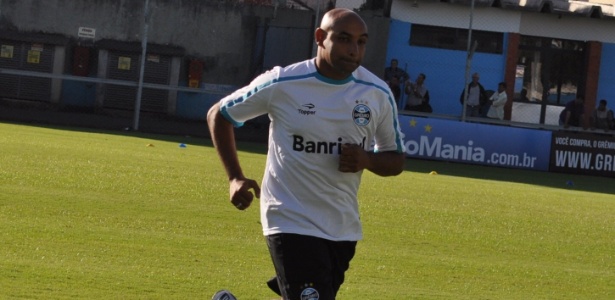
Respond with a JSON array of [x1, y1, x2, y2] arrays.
[[0, 0, 316, 85], [359, 11, 391, 78]]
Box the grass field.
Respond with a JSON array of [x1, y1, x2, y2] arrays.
[[0, 122, 613, 299]]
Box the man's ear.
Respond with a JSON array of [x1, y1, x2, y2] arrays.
[[315, 28, 326, 47]]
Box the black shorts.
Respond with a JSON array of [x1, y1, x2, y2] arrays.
[[266, 233, 357, 300]]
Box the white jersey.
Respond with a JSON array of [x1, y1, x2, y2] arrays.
[[219, 59, 405, 241]]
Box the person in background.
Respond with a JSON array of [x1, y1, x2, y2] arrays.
[[486, 82, 507, 120], [384, 58, 409, 108], [207, 8, 405, 300], [404, 73, 431, 113], [591, 99, 614, 131], [459, 72, 488, 118], [559, 95, 586, 129], [519, 88, 530, 102]]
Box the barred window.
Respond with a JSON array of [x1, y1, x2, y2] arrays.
[[409, 24, 504, 54]]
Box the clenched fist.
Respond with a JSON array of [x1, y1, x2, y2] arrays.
[[338, 143, 369, 173]]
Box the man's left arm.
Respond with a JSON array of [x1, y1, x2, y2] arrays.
[[338, 144, 405, 176], [337, 92, 406, 176]]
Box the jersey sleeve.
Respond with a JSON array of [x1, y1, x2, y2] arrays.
[[374, 90, 406, 153], [218, 68, 279, 127]]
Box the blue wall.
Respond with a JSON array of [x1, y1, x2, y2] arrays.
[[386, 20, 508, 116], [597, 43, 615, 111]]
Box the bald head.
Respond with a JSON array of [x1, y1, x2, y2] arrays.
[[320, 8, 368, 34]]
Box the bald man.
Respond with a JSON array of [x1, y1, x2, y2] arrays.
[[207, 8, 405, 299]]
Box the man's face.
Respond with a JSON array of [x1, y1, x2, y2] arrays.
[[472, 75, 479, 83], [391, 60, 398, 68], [417, 75, 424, 84], [317, 16, 368, 80]]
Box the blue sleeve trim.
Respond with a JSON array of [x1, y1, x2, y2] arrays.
[[220, 104, 244, 128]]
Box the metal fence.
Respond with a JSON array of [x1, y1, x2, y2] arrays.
[[0, 0, 314, 130]]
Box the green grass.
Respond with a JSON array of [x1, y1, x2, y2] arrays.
[[0, 122, 613, 299]]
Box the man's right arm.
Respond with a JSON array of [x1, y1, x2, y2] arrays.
[[207, 102, 243, 181], [207, 102, 260, 209]]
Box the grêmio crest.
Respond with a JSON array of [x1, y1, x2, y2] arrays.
[[352, 103, 371, 126]]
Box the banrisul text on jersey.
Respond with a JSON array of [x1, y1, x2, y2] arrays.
[[292, 135, 368, 154]]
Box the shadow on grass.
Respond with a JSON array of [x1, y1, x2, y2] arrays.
[[0, 102, 269, 151], [405, 158, 615, 195], [1, 119, 269, 155]]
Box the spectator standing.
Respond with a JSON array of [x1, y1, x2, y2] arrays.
[[591, 99, 614, 131], [460, 72, 488, 117], [384, 58, 409, 107], [207, 8, 406, 300], [486, 82, 507, 120], [559, 95, 586, 129], [404, 73, 431, 113]]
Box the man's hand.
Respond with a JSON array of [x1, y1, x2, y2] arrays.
[[230, 178, 261, 210], [338, 143, 369, 173]]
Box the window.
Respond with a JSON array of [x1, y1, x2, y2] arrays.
[[409, 24, 504, 54], [512, 36, 586, 125], [516, 36, 585, 106]]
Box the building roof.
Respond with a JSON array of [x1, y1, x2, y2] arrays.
[[442, 0, 615, 18], [0, 30, 69, 45]]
